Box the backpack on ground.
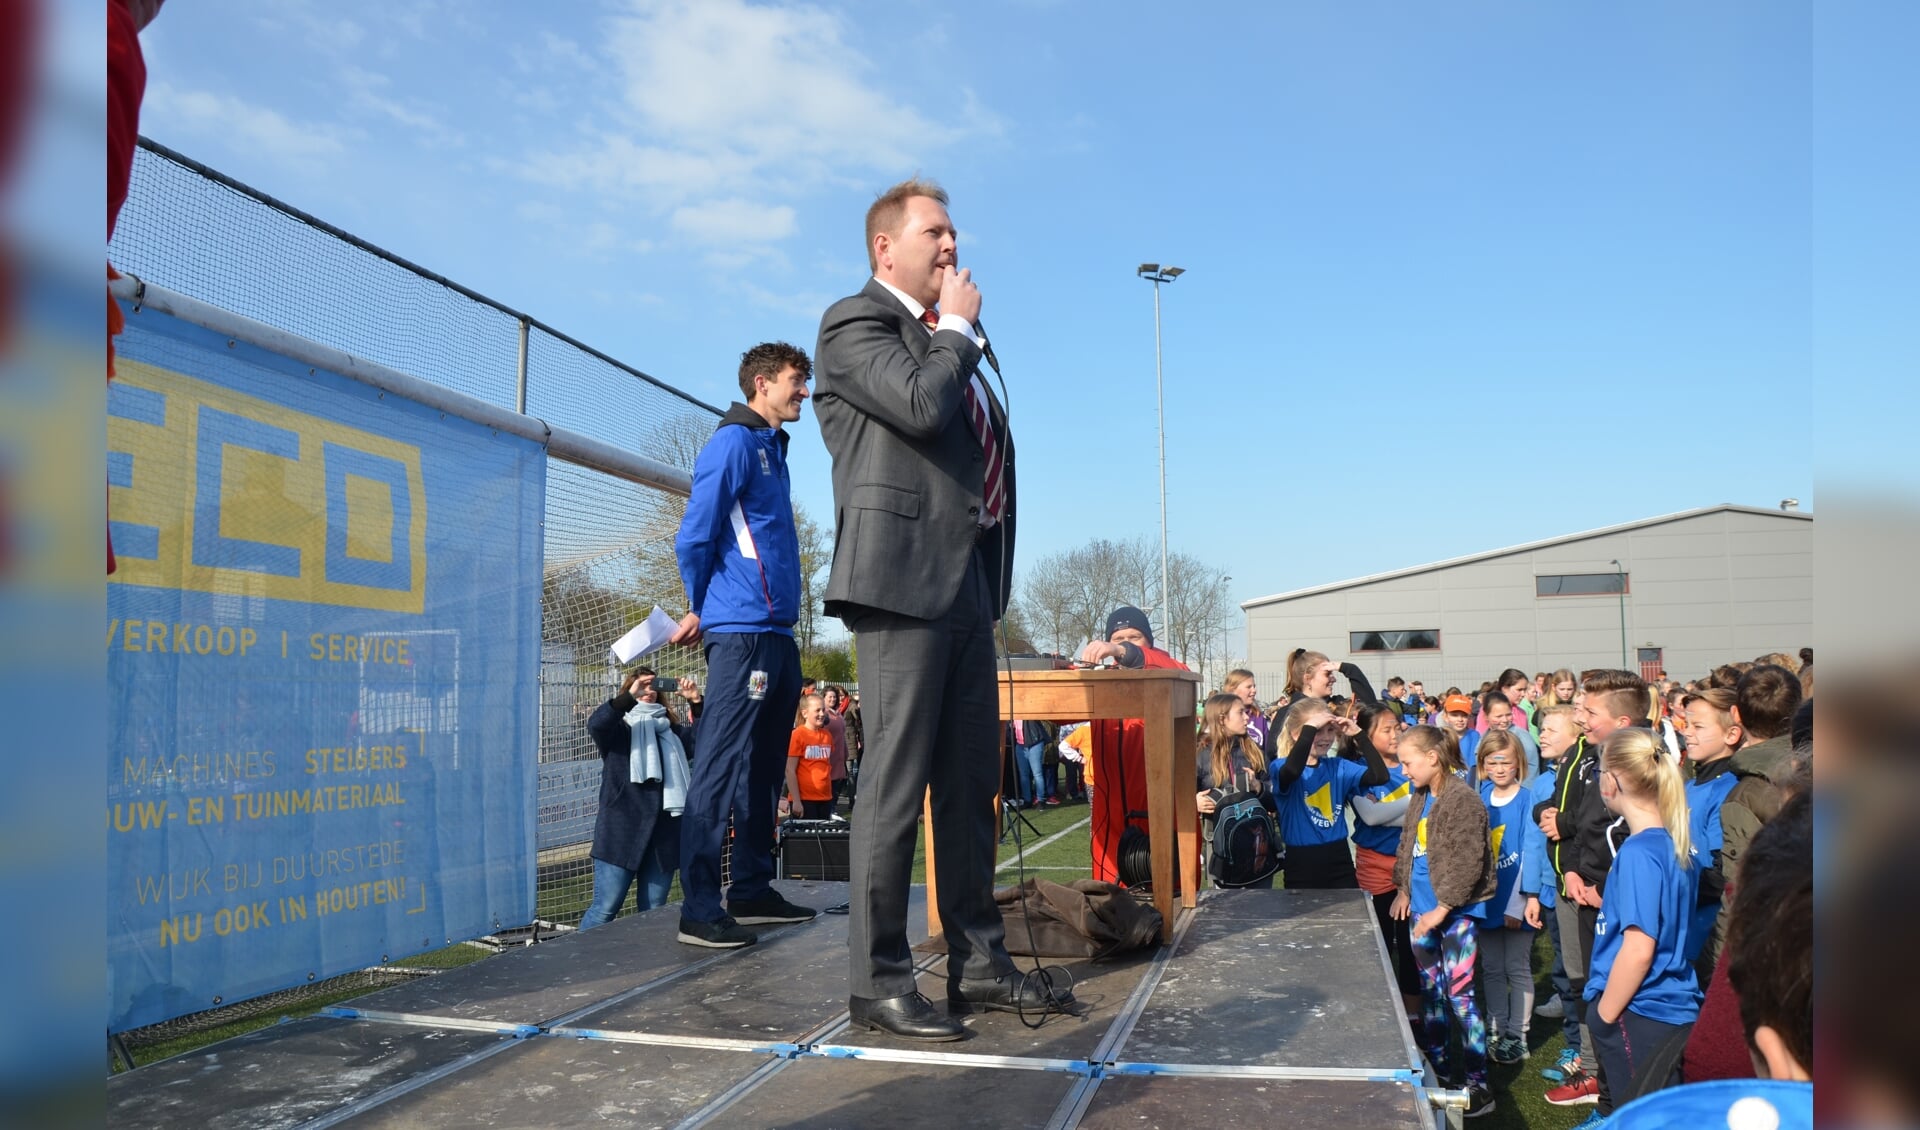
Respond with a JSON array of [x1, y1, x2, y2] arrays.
[[1208, 790, 1283, 888]]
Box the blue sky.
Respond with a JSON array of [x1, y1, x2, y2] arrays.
[[129, 0, 1816, 638]]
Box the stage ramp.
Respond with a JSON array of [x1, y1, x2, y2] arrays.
[[107, 886, 1456, 1129]]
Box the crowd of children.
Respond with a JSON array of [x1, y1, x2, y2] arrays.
[[584, 640, 1812, 1127], [1188, 649, 1813, 1125]]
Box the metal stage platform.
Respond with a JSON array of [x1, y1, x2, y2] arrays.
[[107, 886, 1457, 1129]]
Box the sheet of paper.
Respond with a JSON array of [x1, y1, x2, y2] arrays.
[[609, 606, 679, 666]]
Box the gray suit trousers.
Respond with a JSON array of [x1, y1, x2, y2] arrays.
[[840, 547, 1010, 998]]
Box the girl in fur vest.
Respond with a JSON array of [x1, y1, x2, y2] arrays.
[[1394, 725, 1499, 1118]]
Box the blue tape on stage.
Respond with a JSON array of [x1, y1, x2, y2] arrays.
[[106, 307, 544, 1033]]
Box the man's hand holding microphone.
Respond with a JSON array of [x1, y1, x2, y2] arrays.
[[938, 264, 981, 325]]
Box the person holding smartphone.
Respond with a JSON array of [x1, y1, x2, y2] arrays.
[[579, 667, 703, 929]]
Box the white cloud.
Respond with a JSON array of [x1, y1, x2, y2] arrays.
[[339, 66, 464, 146], [736, 279, 840, 317], [249, 2, 364, 52], [515, 30, 600, 76], [671, 199, 796, 245], [608, 0, 952, 172], [143, 82, 350, 165], [583, 221, 655, 256], [519, 0, 1000, 245], [513, 87, 563, 115], [519, 135, 757, 199], [512, 204, 655, 260], [504, 31, 604, 121]]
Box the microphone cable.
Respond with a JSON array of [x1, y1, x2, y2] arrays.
[[978, 323, 1074, 1029]]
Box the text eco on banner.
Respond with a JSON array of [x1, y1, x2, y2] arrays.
[[106, 306, 543, 1032]]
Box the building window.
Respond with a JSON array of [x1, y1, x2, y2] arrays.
[[1535, 573, 1629, 597], [1350, 630, 1440, 653]]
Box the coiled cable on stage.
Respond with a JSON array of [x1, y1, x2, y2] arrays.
[[1117, 824, 1157, 891], [1110, 728, 1166, 896]]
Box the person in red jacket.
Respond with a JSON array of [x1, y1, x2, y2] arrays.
[[1076, 606, 1189, 885]]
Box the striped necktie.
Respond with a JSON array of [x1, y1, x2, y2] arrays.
[[922, 308, 1004, 526]]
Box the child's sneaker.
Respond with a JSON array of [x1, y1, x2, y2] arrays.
[[1545, 1072, 1600, 1105], [1569, 1113, 1608, 1129], [1463, 1087, 1496, 1119], [1534, 993, 1565, 1019], [1492, 1034, 1530, 1063], [1540, 1046, 1582, 1082]]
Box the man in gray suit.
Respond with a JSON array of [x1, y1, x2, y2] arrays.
[[813, 178, 1067, 1040]]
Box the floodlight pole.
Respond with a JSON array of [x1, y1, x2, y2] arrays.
[[1610, 558, 1628, 668], [1138, 264, 1183, 657]]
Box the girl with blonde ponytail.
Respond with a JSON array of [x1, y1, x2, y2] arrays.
[[1581, 727, 1703, 1116]]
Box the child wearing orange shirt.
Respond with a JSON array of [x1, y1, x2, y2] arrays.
[[785, 694, 837, 820]]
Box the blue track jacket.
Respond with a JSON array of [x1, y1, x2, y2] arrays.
[[674, 403, 801, 635]]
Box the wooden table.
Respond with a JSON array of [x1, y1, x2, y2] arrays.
[[923, 667, 1202, 944]]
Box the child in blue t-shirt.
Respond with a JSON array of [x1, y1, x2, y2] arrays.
[[1679, 687, 1742, 976], [1270, 698, 1388, 889], [1475, 730, 1534, 1065], [1584, 728, 1703, 1118]]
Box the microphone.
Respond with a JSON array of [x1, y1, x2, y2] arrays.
[[974, 318, 1001, 375]]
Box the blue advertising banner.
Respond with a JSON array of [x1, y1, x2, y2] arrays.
[[106, 306, 543, 1033]]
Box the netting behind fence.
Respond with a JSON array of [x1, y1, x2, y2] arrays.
[[108, 140, 722, 1048], [537, 476, 707, 924]]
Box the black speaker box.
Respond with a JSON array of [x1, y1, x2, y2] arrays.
[[777, 819, 851, 882]]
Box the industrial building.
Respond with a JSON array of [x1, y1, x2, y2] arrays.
[[1242, 504, 1812, 693]]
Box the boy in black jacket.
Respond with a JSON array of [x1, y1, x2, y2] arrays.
[[1535, 669, 1646, 1100]]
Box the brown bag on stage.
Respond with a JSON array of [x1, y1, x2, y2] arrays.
[[994, 877, 1163, 961]]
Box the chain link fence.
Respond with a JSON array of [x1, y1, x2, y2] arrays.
[[108, 139, 720, 1056]]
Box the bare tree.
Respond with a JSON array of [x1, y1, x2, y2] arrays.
[[653, 411, 716, 472], [995, 592, 1039, 656], [793, 500, 830, 654], [1019, 537, 1166, 655], [1022, 554, 1083, 655], [621, 410, 715, 616], [1163, 550, 1235, 680]]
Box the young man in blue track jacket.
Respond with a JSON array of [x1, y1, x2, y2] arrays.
[[667, 342, 817, 949]]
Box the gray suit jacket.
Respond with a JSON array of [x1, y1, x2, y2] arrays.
[[813, 279, 1016, 622]]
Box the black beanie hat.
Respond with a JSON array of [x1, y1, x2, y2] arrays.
[[1105, 605, 1153, 648]]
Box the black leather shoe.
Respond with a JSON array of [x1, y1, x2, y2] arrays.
[[847, 993, 966, 1041], [948, 970, 1076, 1015]]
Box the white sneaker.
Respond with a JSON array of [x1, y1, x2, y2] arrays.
[[1534, 994, 1565, 1019]]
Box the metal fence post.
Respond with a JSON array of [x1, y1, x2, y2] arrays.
[[515, 317, 530, 415]]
